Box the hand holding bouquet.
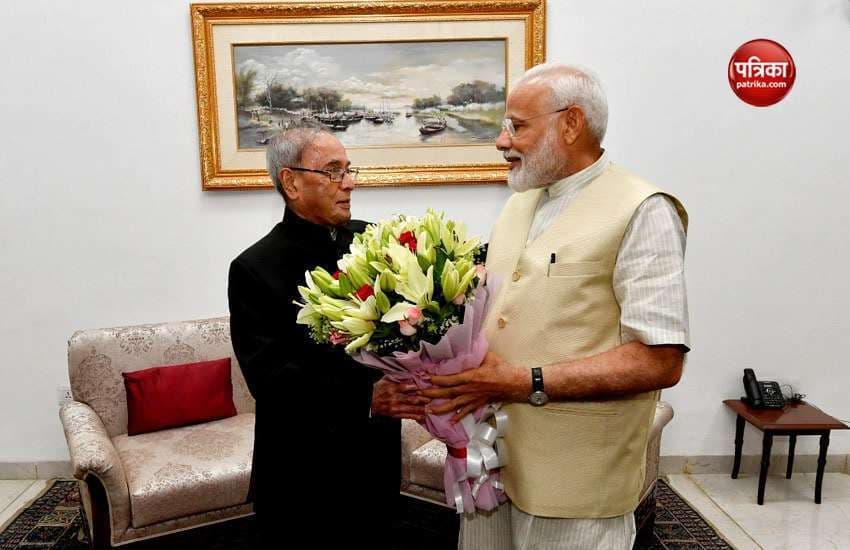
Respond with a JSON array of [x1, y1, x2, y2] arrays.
[[294, 210, 506, 513]]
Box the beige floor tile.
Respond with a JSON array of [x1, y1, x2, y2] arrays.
[[701, 472, 817, 505], [689, 473, 850, 550], [665, 474, 761, 549], [0, 480, 49, 532], [800, 472, 850, 498], [0, 480, 36, 514]]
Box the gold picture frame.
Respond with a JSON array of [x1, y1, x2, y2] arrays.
[[191, 1, 545, 190]]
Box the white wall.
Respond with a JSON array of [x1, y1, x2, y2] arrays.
[[1, 0, 848, 463]]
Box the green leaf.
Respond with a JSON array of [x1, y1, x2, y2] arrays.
[[434, 247, 448, 283], [338, 273, 355, 296]]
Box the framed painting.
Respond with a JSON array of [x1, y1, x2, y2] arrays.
[[191, 1, 545, 190]]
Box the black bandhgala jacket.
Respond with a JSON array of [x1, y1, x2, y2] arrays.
[[228, 207, 400, 546]]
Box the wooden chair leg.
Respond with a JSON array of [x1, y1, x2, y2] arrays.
[[83, 475, 114, 549]]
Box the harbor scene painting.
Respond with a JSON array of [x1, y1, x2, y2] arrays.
[[233, 40, 506, 148]]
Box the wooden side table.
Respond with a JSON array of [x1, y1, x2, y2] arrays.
[[723, 399, 848, 505]]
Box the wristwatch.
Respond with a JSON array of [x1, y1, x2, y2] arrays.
[[528, 367, 549, 406]]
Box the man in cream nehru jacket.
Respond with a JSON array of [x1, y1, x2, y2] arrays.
[[424, 62, 690, 549]]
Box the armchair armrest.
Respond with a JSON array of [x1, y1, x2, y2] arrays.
[[401, 419, 434, 487], [650, 401, 674, 440], [641, 400, 674, 497], [59, 400, 131, 535]]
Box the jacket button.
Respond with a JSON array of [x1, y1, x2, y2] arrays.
[[512, 271, 520, 282], [497, 317, 507, 329]]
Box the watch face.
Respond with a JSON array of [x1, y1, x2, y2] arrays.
[[529, 391, 549, 406]]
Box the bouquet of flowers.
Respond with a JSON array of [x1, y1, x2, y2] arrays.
[[294, 210, 507, 513]]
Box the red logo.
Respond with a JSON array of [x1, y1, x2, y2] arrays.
[[728, 39, 796, 107]]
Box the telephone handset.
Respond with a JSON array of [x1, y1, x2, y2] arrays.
[[743, 368, 786, 409]]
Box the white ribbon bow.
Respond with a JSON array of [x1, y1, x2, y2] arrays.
[[450, 404, 509, 513]]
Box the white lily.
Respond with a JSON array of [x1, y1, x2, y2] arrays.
[[317, 295, 351, 321], [441, 259, 461, 302], [381, 301, 417, 323], [331, 317, 376, 336], [440, 223, 455, 255], [370, 260, 390, 273], [310, 268, 338, 295], [385, 242, 415, 271], [343, 295, 380, 321], [422, 210, 443, 244], [378, 270, 397, 292], [349, 241, 366, 258], [396, 255, 433, 305], [416, 230, 436, 266], [455, 259, 477, 297], [454, 235, 481, 258], [346, 259, 372, 288], [295, 302, 320, 326], [344, 331, 373, 354], [297, 285, 320, 304], [372, 275, 391, 315], [304, 271, 319, 293], [318, 304, 345, 322]]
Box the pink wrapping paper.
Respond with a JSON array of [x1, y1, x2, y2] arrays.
[[354, 279, 507, 513]]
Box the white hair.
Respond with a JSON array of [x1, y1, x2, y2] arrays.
[[516, 62, 609, 144], [266, 120, 332, 197]]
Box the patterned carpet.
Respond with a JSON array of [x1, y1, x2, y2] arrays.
[[0, 480, 730, 549]]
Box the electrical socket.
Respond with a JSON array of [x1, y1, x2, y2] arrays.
[[57, 385, 73, 406]]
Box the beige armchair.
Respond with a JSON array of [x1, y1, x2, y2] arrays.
[[60, 317, 256, 548], [400, 401, 675, 538]]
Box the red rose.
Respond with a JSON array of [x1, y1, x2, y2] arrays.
[[399, 231, 417, 252], [355, 284, 374, 301], [332, 270, 342, 280]]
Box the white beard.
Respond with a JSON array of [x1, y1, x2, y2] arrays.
[[505, 128, 563, 193]]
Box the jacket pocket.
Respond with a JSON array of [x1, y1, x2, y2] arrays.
[[542, 402, 620, 417], [548, 260, 604, 278]]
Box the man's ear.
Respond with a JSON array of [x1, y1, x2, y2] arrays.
[[560, 105, 587, 146], [280, 168, 299, 202]]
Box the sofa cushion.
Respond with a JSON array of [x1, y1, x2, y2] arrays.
[[112, 413, 254, 528], [409, 438, 448, 492], [67, 317, 255, 438], [123, 358, 237, 435]]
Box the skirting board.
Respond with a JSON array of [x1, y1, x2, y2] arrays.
[[0, 462, 73, 480], [660, 454, 850, 476], [3, 456, 849, 480]]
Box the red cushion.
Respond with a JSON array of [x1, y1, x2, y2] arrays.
[[122, 358, 237, 436]]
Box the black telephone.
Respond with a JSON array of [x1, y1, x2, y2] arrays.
[[743, 368, 786, 408]]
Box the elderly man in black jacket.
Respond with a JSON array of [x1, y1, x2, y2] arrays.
[[228, 122, 428, 547]]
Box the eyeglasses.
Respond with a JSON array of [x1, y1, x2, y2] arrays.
[[501, 106, 571, 138], [285, 166, 360, 183]]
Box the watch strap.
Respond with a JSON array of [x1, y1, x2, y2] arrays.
[[531, 367, 544, 393]]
